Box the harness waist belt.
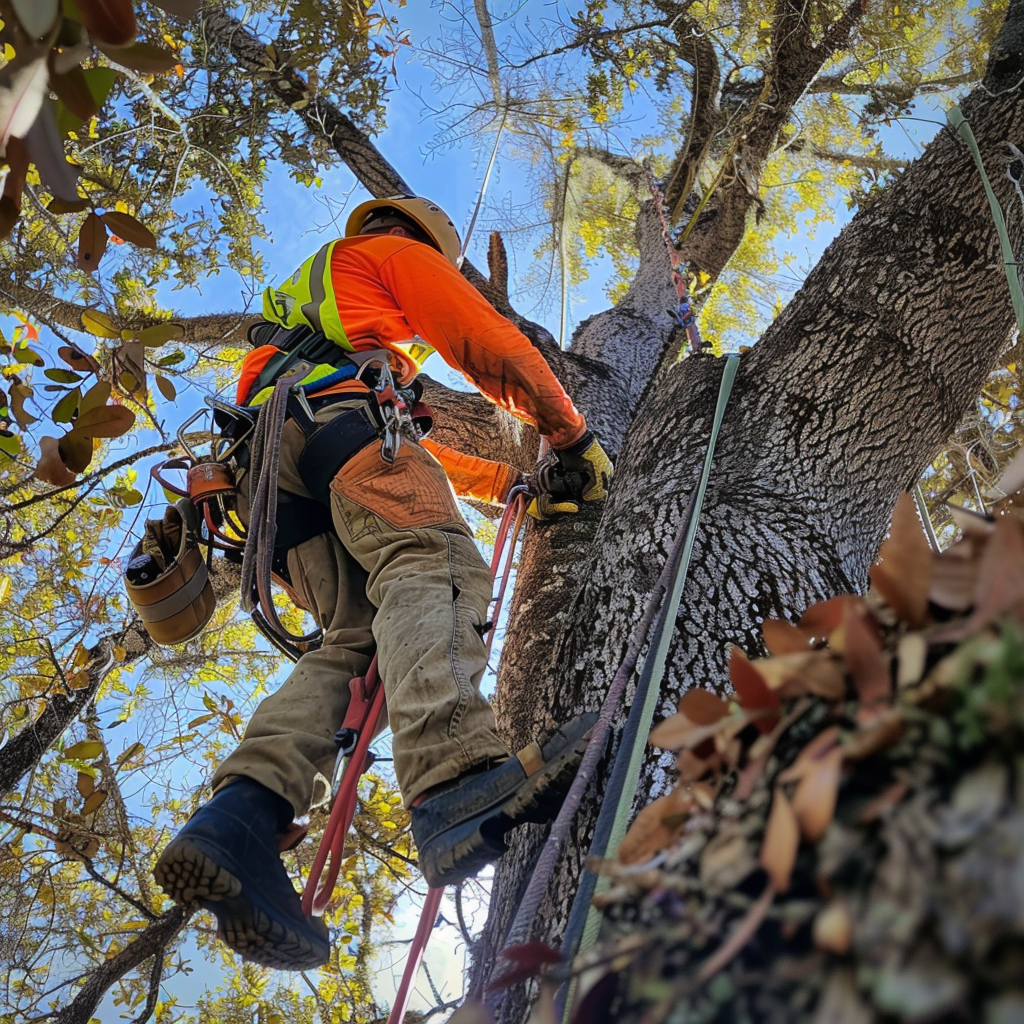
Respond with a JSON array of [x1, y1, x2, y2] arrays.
[[296, 403, 381, 506]]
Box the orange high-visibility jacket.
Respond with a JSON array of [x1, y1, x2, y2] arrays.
[[238, 235, 587, 503]]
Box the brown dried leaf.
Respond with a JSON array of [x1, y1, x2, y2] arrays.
[[58, 345, 101, 374], [618, 789, 695, 865], [813, 897, 852, 954], [650, 713, 716, 751], [678, 688, 730, 725], [869, 494, 932, 627], [729, 647, 781, 731], [80, 381, 112, 416], [100, 210, 157, 248], [762, 617, 813, 655], [35, 436, 78, 486], [77, 212, 107, 272], [49, 65, 100, 122], [9, 383, 37, 429], [0, 137, 28, 241], [751, 652, 847, 700], [929, 541, 978, 612], [843, 707, 907, 761], [678, 747, 721, 782], [961, 517, 1024, 635], [792, 746, 843, 842], [777, 726, 841, 785], [76, 0, 138, 45], [76, 771, 95, 800], [841, 602, 891, 708], [761, 789, 799, 893], [800, 594, 860, 640], [82, 789, 107, 815]]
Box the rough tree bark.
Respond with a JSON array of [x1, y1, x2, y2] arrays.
[[472, 6, 1024, 1022]]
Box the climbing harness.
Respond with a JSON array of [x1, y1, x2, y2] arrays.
[[645, 163, 707, 357]]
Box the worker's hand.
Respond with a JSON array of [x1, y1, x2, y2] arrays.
[[526, 492, 582, 520], [525, 432, 613, 520], [557, 431, 613, 502]]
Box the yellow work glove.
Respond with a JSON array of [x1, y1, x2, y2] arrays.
[[526, 431, 614, 520]]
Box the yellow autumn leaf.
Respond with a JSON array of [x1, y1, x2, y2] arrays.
[[64, 740, 104, 761], [81, 309, 119, 339]]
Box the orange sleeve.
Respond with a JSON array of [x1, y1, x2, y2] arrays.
[[421, 438, 521, 504], [376, 245, 587, 449]]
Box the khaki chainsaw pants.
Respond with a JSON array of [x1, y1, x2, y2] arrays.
[[212, 398, 510, 814]]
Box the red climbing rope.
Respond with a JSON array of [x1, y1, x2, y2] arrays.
[[301, 655, 388, 919]]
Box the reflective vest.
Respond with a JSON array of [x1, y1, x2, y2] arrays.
[[261, 239, 436, 373], [262, 241, 352, 348]]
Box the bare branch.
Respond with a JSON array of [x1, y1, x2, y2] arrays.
[[51, 906, 189, 1024]]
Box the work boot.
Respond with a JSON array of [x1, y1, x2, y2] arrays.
[[154, 778, 330, 970], [412, 712, 598, 888]]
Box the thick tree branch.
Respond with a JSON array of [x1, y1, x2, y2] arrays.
[[1, 278, 250, 348], [682, 0, 868, 281], [199, 7, 411, 197], [809, 69, 976, 96], [50, 905, 190, 1024], [653, 6, 723, 222]]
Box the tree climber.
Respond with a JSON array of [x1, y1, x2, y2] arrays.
[[152, 195, 614, 970]]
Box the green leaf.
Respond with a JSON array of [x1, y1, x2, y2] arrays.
[[45, 368, 82, 384], [138, 323, 184, 347], [53, 387, 81, 424], [0, 430, 22, 458], [73, 403, 135, 439], [156, 351, 186, 367], [64, 740, 103, 760], [13, 346, 44, 366]]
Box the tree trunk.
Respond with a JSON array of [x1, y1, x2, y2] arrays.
[[473, 7, 1024, 1018]]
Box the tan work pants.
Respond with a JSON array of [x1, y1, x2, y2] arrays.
[[212, 398, 510, 814]]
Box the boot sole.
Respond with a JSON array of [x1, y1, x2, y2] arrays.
[[416, 714, 597, 888], [154, 835, 330, 971]]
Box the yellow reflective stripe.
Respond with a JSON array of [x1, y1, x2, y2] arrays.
[[246, 362, 345, 408], [301, 243, 330, 334], [393, 339, 435, 369]]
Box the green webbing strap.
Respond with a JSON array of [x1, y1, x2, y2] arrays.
[[948, 105, 1024, 337], [563, 354, 740, 1018]]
